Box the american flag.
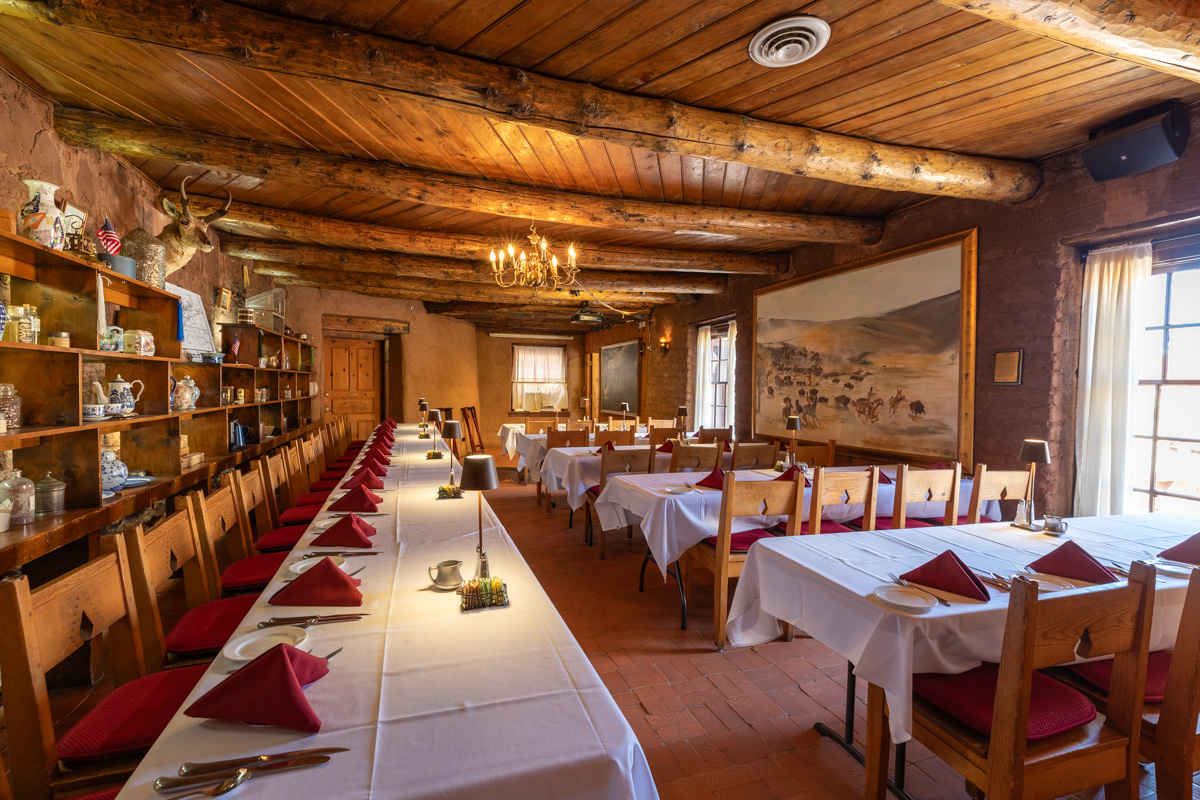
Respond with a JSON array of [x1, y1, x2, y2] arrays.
[[229, 338, 240, 357], [96, 217, 121, 255]]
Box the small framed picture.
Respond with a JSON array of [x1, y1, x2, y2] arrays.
[[217, 288, 233, 310], [994, 349, 1023, 385], [56, 200, 88, 235]]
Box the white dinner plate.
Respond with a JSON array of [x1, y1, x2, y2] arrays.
[[663, 486, 696, 495], [873, 585, 937, 612], [1021, 573, 1075, 592], [1153, 561, 1194, 577], [222, 626, 308, 663], [289, 555, 347, 575]]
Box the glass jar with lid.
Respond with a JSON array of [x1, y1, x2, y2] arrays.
[[0, 384, 21, 430], [34, 471, 67, 516], [3, 305, 25, 343], [1, 469, 36, 526]]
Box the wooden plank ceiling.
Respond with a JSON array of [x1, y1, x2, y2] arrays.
[[0, 0, 1196, 331]]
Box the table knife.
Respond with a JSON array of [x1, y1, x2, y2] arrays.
[[265, 614, 369, 624], [302, 551, 380, 558], [177, 748, 348, 777], [155, 755, 332, 791], [258, 616, 363, 629]]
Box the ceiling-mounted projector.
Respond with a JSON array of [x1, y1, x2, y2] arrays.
[[571, 304, 605, 325]]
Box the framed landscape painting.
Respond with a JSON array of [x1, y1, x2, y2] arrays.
[[752, 230, 977, 465], [600, 340, 640, 416]]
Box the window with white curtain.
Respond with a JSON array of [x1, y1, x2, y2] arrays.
[[511, 345, 568, 412], [695, 321, 735, 429]]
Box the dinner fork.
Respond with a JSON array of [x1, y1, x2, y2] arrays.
[[887, 572, 950, 607], [166, 769, 249, 799]]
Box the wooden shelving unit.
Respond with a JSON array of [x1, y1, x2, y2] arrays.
[[0, 231, 319, 570]]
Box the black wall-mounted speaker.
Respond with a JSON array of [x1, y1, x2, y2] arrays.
[[1081, 99, 1189, 183]]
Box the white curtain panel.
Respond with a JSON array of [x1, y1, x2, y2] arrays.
[[727, 320, 737, 434], [694, 325, 713, 428], [512, 345, 568, 411], [1074, 241, 1152, 516]]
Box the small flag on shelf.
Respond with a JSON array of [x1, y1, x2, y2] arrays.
[[96, 217, 121, 255]]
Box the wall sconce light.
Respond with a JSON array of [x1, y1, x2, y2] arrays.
[[659, 337, 670, 354]]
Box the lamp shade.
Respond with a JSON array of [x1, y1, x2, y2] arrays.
[[620, 402, 630, 412], [460, 455, 499, 491], [418, 397, 426, 407], [677, 405, 687, 417], [419, 401, 430, 413], [1019, 438, 1051, 464], [785, 415, 803, 431], [442, 420, 462, 440], [579, 398, 590, 409], [428, 408, 443, 423]]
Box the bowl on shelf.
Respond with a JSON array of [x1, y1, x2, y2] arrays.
[[198, 352, 225, 364], [98, 252, 137, 278]]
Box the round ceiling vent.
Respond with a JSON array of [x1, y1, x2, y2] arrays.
[[748, 16, 831, 68]]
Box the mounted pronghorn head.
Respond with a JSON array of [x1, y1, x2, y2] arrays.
[[158, 176, 232, 274]]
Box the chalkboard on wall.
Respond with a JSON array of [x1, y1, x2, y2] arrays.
[[600, 340, 640, 416]]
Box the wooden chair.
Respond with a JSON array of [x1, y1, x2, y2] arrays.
[[525, 417, 552, 435], [889, 462, 962, 529], [187, 483, 287, 596], [686, 471, 804, 649], [540, 428, 593, 518], [263, 450, 320, 527], [784, 438, 836, 468], [961, 463, 1029, 524], [231, 466, 299, 553], [669, 442, 722, 472], [460, 406, 487, 454], [870, 561, 1157, 800], [730, 441, 780, 470], [595, 428, 635, 448], [647, 426, 684, 449], [0, 536, 206, 800], [647, 418, 675, 428], [696, 426, 732, 444], [608, 415, 639, 431], [286, 442, 330, 507], [583, 447, 652, 559], [566, 419, 593, 432], [808, 466, 877, 535]]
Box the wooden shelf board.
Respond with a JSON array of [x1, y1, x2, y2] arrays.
[[220, 322, 316, 347], [0, 340, 177, 363]]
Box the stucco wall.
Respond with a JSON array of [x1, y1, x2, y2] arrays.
[[475, 330, 584, 446]]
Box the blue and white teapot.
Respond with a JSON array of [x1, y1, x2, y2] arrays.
[[107, 374, 144, 414]]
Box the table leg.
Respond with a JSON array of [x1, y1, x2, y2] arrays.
[[865, 683, 890, 800]]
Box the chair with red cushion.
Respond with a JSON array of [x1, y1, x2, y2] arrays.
[[188, 483, 288, 594], [257, 451, 318, 527], [582, 446, 651, 559], [120, 505, 257, 665], [929, 463, 1028, 526], [686, 470, 805, 649], [873, 463, 963, 530], [729, 440, 779, 471], [0, 536, 207, 800], [228, 466, 305, 554], [808, 466, 880, 536], [867, 562, 1157, 800]]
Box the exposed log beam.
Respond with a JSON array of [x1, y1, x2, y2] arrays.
[[222, 236, 725, 295], [178, 194, 788, 274], [321, 314, 410, 336], [57, 109, 876, 243], [4, 0, 1041, 202], [936, 0, 1200, 84], [255, 262, 672, 307]]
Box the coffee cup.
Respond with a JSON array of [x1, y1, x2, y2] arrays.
[[1043, 515, 1068, 535], [104, 403, 124, 417], [83, 404, 105, 419], [428, 559, 464, 589]]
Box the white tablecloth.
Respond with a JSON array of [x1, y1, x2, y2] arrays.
[[725, 513, 1200, 744], [594, 467, 997, 579], [540, 444, 728, 512], [497, 423, 525, 458], [116, 424, 657, 800]]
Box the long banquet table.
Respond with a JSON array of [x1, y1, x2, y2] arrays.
[[594, 466, 1000, 580], [115, 424, 657, 800], [725, 513, 1200, 746]]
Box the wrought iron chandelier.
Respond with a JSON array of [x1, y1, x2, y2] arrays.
[[488, 223, 578, 290]]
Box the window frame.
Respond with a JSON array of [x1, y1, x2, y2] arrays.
[[510, 343, 569, 413]]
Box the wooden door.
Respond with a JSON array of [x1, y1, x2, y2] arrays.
[[325, 338, 381, 440]]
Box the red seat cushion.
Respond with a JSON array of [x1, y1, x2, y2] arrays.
[[296, 490, 332, 507], [56, 664, 208, 761], [775, 520, 853, 534], [279, 504, 321, 526], [913, 663, 1096, 740], [164, 595, 258, 655], [310, 479, 340, 491], [853, 517, 933, 530], [586, 485, 601, 497], [76, 788, 123, 800], [319, 469, 349, 481], [349, 440, 367, 446], [700, 528, 778, 553], [925, 515, 999, 525], [254, 525, 306, 552], [1067, 650, 1172, 702], [220, 552, 288, 591]]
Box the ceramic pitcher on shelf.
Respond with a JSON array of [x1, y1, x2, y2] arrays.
[[108, 374, 144, 414], [18, 180, 65, 250], [100, 449, 128, 493]]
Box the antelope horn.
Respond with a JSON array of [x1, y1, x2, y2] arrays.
[[178, 174, 193, 217], [204, 189, 233, 224]]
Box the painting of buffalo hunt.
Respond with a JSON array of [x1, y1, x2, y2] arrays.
[[753, 231, 977, 463]]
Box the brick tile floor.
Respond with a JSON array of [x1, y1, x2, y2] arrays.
[[486, 470, 1196, 800]]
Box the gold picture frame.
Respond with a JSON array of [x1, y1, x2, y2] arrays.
[[993, 349, 1023, 385], [752, 230, 977, 466], [217, 287, 233, 311]]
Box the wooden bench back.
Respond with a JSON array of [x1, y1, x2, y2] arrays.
[[669, 442, 721, 472], [893, 463, 961, 528], [595, 429, 635, 448], [731, 441, 780, 470], [648, 426, 684, 448], [968, 464, 1031, 523], [647, 418, 675, 428], [607, 417, 639, 431], [696, 427, 732, 445], [785, 438, 836, 468], [566, 419, 593, 432], [547, 429, 591, 449], [809, 466, 879, 534], [599, 447, 652, 491]]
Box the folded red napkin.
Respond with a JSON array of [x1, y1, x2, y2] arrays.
[[184, 644, 329, 732], [312, 515, 376, 547], [865, 467, 893, 485], [1159, 532, 1200, 565], [1027, 540, 1118, 584], [359, 460, 388, 477], [329, 485, 381, 513], [594, 440, 616, 455], [343, 469, 385, 491], [269, 557, 363, 606], [775, 464, 800, 481], [721, 440, 732, 452], [360, 452, 390, 469], [367, 441, 392, 455], [900, 550, 990, 602], [657, 440, 673, 453], [696, 467, 726, 490], [929, 461, 949, 470]]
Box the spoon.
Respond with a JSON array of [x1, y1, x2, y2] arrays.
[[167, 769, 249, 799]]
